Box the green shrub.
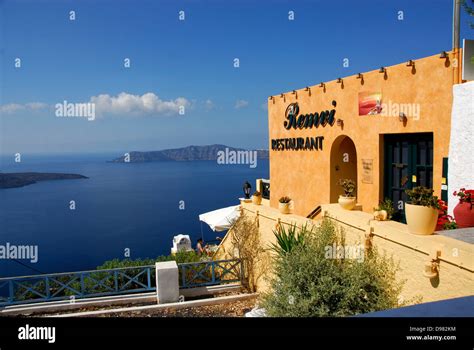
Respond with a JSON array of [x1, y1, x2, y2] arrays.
[[405, 186, 439, 209], [261, 219, 409, 317], [270, 224, 310, 256], [338, 179, 356, 197], [374, 198, 395, 220]]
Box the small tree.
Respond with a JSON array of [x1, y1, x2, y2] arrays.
[[261, 219, 415, 317], [229, 214, 270, 292]]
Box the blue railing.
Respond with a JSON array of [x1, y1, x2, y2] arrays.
[[0, 259, 244, 307], [0, 265, 155, 306], [179, 259, 243, 288]]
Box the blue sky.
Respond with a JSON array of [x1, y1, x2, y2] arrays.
[[0, 0, 472, 154]]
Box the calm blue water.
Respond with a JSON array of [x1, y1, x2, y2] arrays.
[[0, 154, 268, 277]]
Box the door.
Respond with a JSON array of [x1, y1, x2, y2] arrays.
[[384, 133, 433, 222]]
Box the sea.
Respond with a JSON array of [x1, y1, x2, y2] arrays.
[[0, 154, 269, 277]]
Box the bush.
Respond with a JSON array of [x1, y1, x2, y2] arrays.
[[338, 179, 356, 197], [374, 198, 395, 220], [261, 219, 408, 317], [270, 224, 310, 256], [229, 214, 270, 292], [406, 186, 439, 209]]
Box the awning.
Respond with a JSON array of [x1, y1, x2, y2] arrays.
[[199, 205, 240, 232]]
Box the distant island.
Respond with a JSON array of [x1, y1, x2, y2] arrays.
[[0, 172, 88, 189], [110, 144, 269, 163]]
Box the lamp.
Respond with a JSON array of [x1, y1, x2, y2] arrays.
[[399, 112, 407, 123], [280, 93, 284, 98], [439, 51, 448, 59], [336, 118, 344, 127], [379, 67, 386, 73], [406, 60, 415, 67], [269, 96, 274, 101], [356, 73, 363, 79], [336, 78, 343, 83], [319, 82, 325, 88], [243, 181, 252, 199]]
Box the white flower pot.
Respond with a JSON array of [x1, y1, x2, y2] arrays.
[[338, 196, 356, 210]]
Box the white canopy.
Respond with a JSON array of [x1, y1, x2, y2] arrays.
[[199, 205, 240, 232]]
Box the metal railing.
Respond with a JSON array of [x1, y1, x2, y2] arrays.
[[179, 259, 243, 288], [0, 259, 244, 306], [0, 265, 155, 306]]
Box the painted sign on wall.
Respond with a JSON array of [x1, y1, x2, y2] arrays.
[[283, 102, 337, 130], [359, 92, 383, 116]]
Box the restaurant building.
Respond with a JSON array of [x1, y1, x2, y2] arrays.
[[266, 51, 465, 220], [216, 49, 473, 302]]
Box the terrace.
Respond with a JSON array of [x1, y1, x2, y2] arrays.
[[215, 187, 474, 304]]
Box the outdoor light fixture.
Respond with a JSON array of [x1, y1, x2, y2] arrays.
[[423, 250, 441, 279], [336, 118, 343, 127], [337, 78, 342, 83], [406, 60, 415, 67], [439, 51, 448, 59], [356, 73, 363, 79], [280, 93, 284, 98], [379, 67, 386, 73], [423, 260, 439, 279], [269, 96, 274, 100], [243, 181, 252, 199], [399, 112, 407, 123], [292, 90, 296, 94], [319, 82, 325, 88]]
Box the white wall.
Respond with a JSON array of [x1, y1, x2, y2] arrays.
[[448, 81, 474, 215]]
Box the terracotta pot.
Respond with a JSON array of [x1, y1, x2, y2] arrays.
[[453, 202, 474, 228], [252, 195, 262, 205], [405, 203, 438, 235], [279, 202, 291, 214], [338, 196, 356, 210]]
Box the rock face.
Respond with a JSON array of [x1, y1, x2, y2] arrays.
[[110, 144, 269, 163], [0, 173, 88, 189]]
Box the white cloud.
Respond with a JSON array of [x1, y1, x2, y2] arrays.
[[204, 99, 215, 111], [0, 102, 49, 114], [234, 99, 249, 109], [0, 93, 192, 117], [90, 92, 191, 117]]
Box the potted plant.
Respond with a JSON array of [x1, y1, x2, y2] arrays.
[[435, 199, 457, 231], [452, 188, 474, 228], [279, 196, 292, 214], [405, 186, 440, 235], [252, 191, 262, 205], [338, 179, 356, 210], [373, 198, 394, 221]]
